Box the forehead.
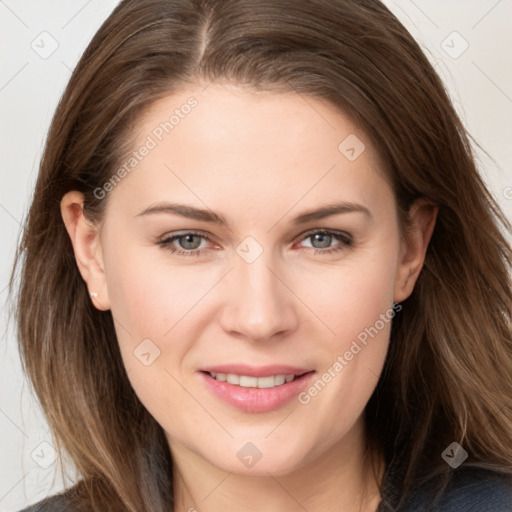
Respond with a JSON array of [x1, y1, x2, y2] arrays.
[[135, 83, 371, 162], [105, 83, 392, 223]]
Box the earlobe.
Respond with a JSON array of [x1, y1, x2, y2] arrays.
[[393, 199, 438, 303], [60, 191, 111, 311]]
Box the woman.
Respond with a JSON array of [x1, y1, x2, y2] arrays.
[[11, 0, 512, 510]]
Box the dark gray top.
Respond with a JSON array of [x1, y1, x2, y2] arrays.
[[377, 465, 512, 511], [19, 464, 512, 511]]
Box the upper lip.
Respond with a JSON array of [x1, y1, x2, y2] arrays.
[[200, 364, 313, 378]]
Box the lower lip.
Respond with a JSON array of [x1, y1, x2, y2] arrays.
[[199, 371, 315, 413]]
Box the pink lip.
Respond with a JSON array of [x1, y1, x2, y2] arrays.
[[198, 367, 315, 413]]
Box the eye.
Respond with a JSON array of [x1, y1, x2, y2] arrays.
[[296, 229, 352, 255], [156, 229, 352, 257], [157, 231, 213, 257]]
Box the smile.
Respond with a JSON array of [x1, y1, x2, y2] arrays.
[[199, 366, 315, 413], [208, 372, 297, 388]]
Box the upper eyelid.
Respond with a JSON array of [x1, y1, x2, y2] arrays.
[[298, 228, 351, 240], [158, 230, 215, 244]]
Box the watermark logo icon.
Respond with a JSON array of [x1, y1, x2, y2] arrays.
[[31, 441, 58, 469], [338, 134, 366, 162], [236, 236, 263, 264], [441, 31, 469, 59], [237, 442, 263, 468], [31, 32, 59, 59], [134, 338, 161, 366], [441, 442, 468, 468]]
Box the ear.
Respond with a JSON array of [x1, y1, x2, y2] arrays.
[[60, 191, 111, 311], [394, 198, 438, 303]]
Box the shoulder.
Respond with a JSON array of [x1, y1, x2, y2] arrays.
[[439, 467, 512, 511], [17, 484, 84, 512], [18, 496, 73, 512], [18, 494, 77, 512], [406, 467, 512, 511]]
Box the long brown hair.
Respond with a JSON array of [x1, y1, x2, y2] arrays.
[[9, 0, 512, 510]]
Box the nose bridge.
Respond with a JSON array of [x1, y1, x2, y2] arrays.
[[221, 241, 296, 340]]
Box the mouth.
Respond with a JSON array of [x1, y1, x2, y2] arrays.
[[198, 365, 315, 413], [203, 371, 305, 388]]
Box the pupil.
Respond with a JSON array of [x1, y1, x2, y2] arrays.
[[181, 235, 200, 250], [312, 234, 331, 249]]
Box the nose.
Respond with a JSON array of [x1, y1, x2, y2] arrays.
[[219, 249, 298, 342]]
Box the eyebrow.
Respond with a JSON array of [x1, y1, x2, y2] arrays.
[[136, 201, 372, 226]]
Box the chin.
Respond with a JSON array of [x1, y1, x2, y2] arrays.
[[205, 437, 309, 477]]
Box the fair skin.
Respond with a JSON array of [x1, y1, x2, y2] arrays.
[[61, 83, 437, 512]]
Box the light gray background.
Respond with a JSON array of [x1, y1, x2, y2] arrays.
[[1, 1, 511, 510]]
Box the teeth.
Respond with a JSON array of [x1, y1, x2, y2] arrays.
[[226, 373, 240, 385], [209, 372, 297, 388], [274, 375, 286, 385]]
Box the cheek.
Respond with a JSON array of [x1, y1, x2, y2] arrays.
[[102, 249, 192, 425], [104, 243, 202, 339], [102, 243, 192, 381], [102, 242, 223, 417], [294, 244, 399, 429], [302, 244, 399, 347]]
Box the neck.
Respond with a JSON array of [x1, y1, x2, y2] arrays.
[[169, 417, 385, 512]]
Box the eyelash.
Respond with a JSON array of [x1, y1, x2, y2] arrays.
[[156, 229, 352, 257]]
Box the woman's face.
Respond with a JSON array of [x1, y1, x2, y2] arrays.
[[68, 83, 432, 476]]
